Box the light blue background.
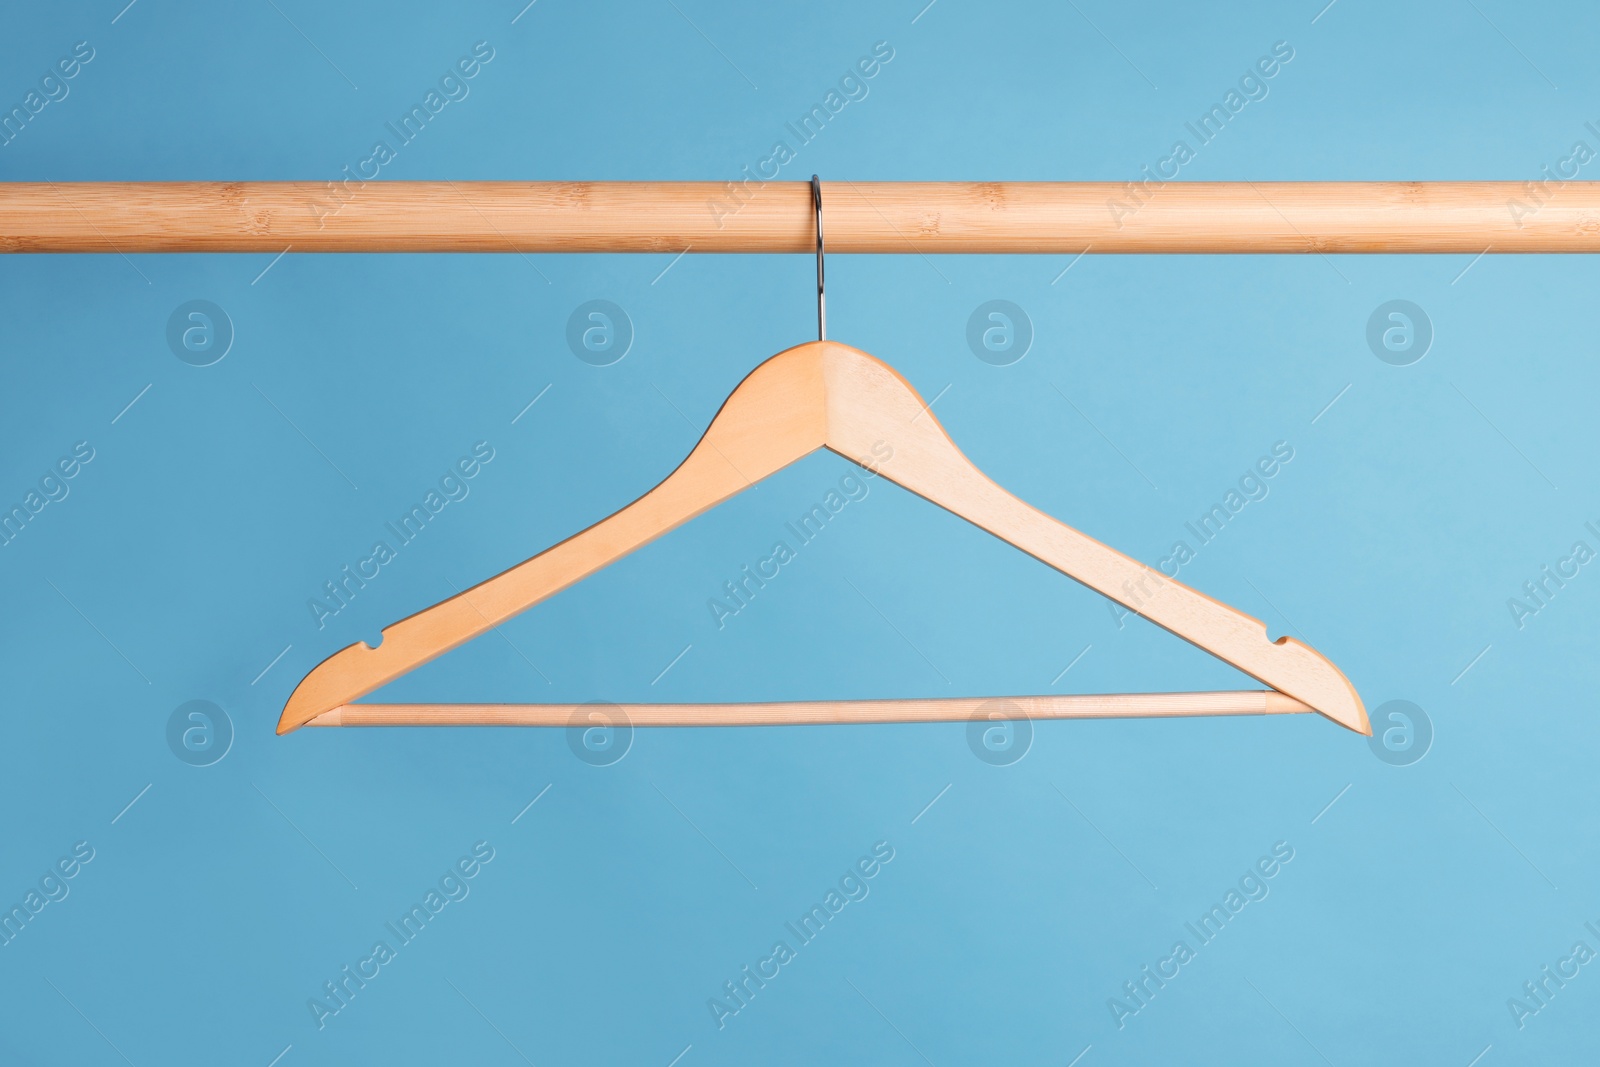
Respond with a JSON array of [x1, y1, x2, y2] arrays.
[[2, 2, 1597, 1064]]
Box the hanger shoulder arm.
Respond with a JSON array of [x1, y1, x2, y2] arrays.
[[278, 350, 832, 734], [819, 348, 1367, 735], [927, 464, 1365, 732]]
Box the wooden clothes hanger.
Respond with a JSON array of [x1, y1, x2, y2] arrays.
[[276, 179, 1368, 737]]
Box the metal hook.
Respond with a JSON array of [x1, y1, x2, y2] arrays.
[[811, 174, 825, 341]]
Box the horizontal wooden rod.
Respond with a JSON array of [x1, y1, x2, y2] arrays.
[[1, 181, 1594, 254], [306, 690, 1314, 727]]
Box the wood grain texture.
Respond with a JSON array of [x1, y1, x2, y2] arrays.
[[3, 181, 1595, 253], [309, 691, 1315, 727], [278, 342, 1369, 737]]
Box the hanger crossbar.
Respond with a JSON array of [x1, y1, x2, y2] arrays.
[[2, 181, 1592, 254], [308, 691, 1314, 727]]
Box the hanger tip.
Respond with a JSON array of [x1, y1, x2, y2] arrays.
[[1313, 683, 1370, 736], [1258, 634, 1368, 736], [277, 677, 332, 734], [1332, 704, 1372, 736]]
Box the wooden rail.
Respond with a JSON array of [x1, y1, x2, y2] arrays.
[[0, 181, 1592, 253]]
